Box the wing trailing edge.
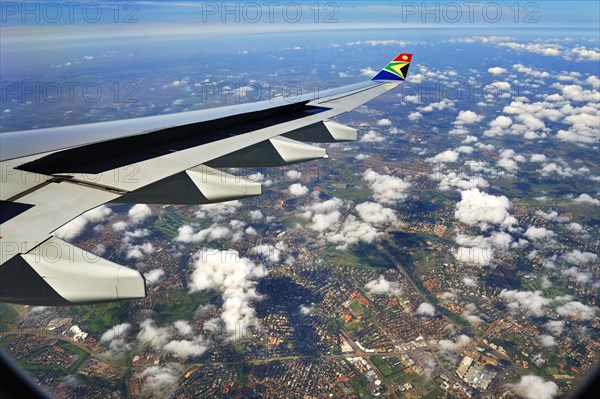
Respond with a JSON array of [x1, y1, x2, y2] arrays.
[[0, 237, 145, 305]]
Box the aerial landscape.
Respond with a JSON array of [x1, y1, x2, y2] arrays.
[[0, 1, 599, 398]]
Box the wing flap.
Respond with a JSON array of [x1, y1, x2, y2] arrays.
[[117, 164, 262, 204], [283, 121, 357, 143], [205, 136, 326, 168], [0, 237, 145, 305]]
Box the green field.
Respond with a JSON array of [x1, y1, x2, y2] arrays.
[[0, 303, 18, 329], [153, 289, 220, 325]]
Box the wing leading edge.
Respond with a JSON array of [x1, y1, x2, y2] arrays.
[[0, 53, 412, 305]]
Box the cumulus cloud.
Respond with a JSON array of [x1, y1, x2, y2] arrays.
[[194, 200, 242, 220], [545, 320, 565, 336], [299, 305, 313, 315], [355, 202, 397, 225], [530, 153, 548, 162], [408, 111, 422, 121], [513, 64, 550, 78], [365, 276, 402, 297], [286, 170, 302, 180], [289, 183, 309, 197], [454, 246, 494, 266], [418, 98, 455, 113], [377, 118, 392, 126], [539, 334, 557, 347], [573, 193, 600, 206], [438, 334, 471, 354], [488, 66, 507, 75], [361, 130, 385, 143], [55, 205, 112, 240], [499, 290, 551, 317], [561, 250, 598, 265], [508, 375, 558, 399], [251, 243, 286, 263], [144, 269, 166, 284], [360, 67, 377, 77], [176, 224, 231, 243], [100, 323, 131, 343], [555, 301, 596, 320], [249, 210, 263, 220], [524, 226, 555, 241], [363, 169, 411, 205], [455, 110, 484, 125], [462, 277, 478, 287], [324, 215, 381, 250], [454, 188, 516, 229], [188, 249, 266, 338], [426, 150, 460, 164], [129, 204, 152, 224], [415, 302, 435, 317], [137, 364, 182, 397]]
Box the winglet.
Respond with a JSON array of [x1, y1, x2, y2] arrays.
[[371, 53, 412, 81]]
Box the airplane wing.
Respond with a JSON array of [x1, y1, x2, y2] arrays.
[[0, 53, 412, 306]]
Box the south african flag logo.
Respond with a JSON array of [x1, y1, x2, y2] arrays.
[[372, 53, 412, 81]]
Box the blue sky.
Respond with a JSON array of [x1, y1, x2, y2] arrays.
[[1, 1, 599, 28]]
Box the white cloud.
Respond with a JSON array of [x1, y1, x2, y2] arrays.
[[561, 250, 598, 265], [188, 249, 266, 338], [454, 188, 516, 229], [162, 339, 207, 359], [251, 243, 285, 263], [426, 150, 459, 164], [555, 301, 596, 320], [363, 169, 411, 205], [377, 118, 392, 126], [286, 170, 302, 180], [438, 334, 471, 353], [112, 221, 128, 232], [361, 130, 385, 143], [488, 66, 507, 75], [539, 334, 557, 347], [573, 193, 600, 206], [462, 277, 477, 287], [324, 215, 381, 250], [498, 41, 561, 56], [416, 302, 435, 317], [513, 64, 550, 78], [524, 226, 555, 241], [499, 290, 550, 317], [355, 202, 397, 225], [173, 320, 193, 336], [456, 110, 484, 125], [360, 67, 377, 77], [137, 364, 182, 397], [508, 375, 558, 399], [195, 200, 242, 220], [137, 319, 172, 349], [454, 246, 494, 266], [289, 183, 309, 197], [128, 204, 152, 224], [408, 111, 422, 121], [249, 210, 263, 220], [55, 205, 112, 240], [299, 305, 313, 315], [545, 320, 565, 336], [569, 45, 600, 61], [176, 224, 230, 243], [144, 269, 165, 284], [365, 276, 402, 297], [418, 98, 455, 113], [100, 323, 131, 343], [530, 153, 548, 162]]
